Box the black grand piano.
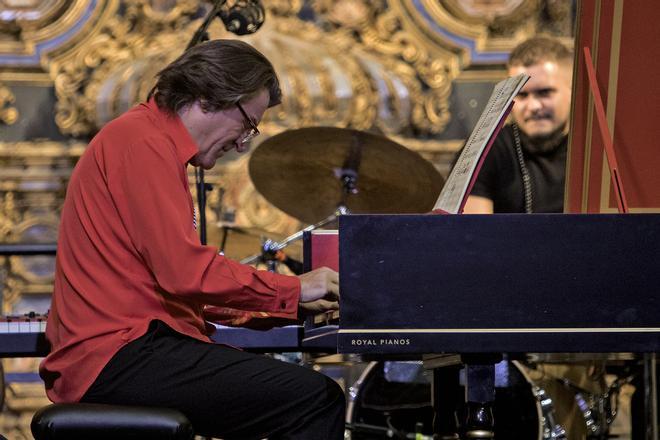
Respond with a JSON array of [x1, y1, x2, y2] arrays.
[[298, 213, 660, 439], [336, 214, 660, 355]]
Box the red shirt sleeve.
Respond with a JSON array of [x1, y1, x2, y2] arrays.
[[106, 135, 300, 316]]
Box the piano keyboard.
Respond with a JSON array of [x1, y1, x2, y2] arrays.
[[0, 314, 47, 334], [0, 314, 49, 357]]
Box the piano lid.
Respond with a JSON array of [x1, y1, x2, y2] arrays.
[[338, 213, 660, 354]]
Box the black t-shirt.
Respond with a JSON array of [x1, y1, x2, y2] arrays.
[[469, 124, 567, 213]]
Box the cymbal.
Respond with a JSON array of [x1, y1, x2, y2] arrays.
[[249, 127, 444, 224]]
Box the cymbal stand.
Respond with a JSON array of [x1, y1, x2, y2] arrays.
[[334, 130, 362, 208], [240, 211, 341, 266], [242, 132, 362, 269]]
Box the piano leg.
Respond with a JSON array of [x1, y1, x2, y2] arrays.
[[463, 363, 495, 439], [461, 354, 501, 439], [427, 354, 501, 439], [431, 363, 461, 439]]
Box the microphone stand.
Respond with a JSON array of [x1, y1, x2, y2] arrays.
[[185, 0, 227, 244], [186, 0, 227, 50]]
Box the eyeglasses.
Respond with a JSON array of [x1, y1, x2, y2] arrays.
[[235, 101, 260, 144]]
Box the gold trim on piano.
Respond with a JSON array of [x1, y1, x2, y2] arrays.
[[339, 327, 660, 333]]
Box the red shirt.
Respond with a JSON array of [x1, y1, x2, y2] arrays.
[[40, 100, 300, 402]]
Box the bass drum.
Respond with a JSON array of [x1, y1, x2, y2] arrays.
[[346, 360, 567, 440]]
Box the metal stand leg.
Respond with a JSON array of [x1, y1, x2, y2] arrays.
[[643, 354, 658, 440]]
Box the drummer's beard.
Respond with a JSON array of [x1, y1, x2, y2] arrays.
[[519, 122, 568, 155]]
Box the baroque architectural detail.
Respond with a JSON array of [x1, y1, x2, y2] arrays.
[[45, 0, 469, 137], [36, 0, 576, 256], [1, 0, 577, 266], [0, 371, 50, 439], [0, 2, 578, 435], [0, 83, 18, 125], [0, 141, 85, 313], [0, 0, 109, 73], [47, 0, 200, 136], [313, 0, 455, 134], [441, 0, 574, 38]]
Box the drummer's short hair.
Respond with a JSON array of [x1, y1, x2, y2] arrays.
[[150, 39, 281, 114], [507, 36, 573, 68]]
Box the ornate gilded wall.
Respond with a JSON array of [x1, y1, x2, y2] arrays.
[[0, 0, 574, 437]]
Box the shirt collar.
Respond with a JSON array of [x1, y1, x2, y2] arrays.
[[144, 98, 199, 165]]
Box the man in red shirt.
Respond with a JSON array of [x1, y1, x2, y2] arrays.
[[40, 39, 344, 439]]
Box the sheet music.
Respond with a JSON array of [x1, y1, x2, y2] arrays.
[[433, 73, 530, 214]]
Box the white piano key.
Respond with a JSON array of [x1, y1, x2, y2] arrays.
[[7, 321, 20, 333]]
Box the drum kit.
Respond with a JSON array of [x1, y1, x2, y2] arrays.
[[220, 126, 444, 268], [345, 359, 627, 440], [217, 126, 629, 439]]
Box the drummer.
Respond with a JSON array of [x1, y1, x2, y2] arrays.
[[40, 39, 344, 439], [458, 36, 608, 439], [462, 36, 572, 214]]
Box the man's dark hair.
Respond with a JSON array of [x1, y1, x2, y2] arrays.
[[151, 39, 281, 114], [507, 36, 573, 68]]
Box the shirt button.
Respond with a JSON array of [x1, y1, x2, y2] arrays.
[[280, 301, 287, 309]]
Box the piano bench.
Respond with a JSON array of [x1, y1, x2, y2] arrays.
[[30, 403, 194, 440]]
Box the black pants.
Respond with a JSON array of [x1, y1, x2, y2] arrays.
[[81, 321, 345, 439]]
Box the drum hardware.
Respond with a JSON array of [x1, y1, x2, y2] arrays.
[[550, 376, 612, 439], [345, 421, 433, 439], [240, 126, 443, 271], [532, 386, 567, 439], [561, 372, 635, 440], [346, 360, 568, 440], [214, 221, 296, 261], [239, 210, 340, 270], [238, 126, 443, 272], [604, 372, 635, 429], [212, 186, 234, 254], [522, 360, 624, 440], [573, 391, 607, 439]]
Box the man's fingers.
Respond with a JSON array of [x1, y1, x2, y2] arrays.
[[324, 267, 339, 299], [326, 282, 339, 299], [299, 299, 339, 316], [326, 269, 339, 286], [298, 267, 339, 303], [317, 299, 338, 311]]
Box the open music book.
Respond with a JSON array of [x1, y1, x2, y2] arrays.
[[433, 73, 530, 214]]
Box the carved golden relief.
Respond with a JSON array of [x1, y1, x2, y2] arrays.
[[1, 0, 577, 258], [313, 0, 454, 134], [36, 0, 512, 256], [0, 141, 84, 313], [440, 0, 537, 36], [402, 0, 572, 53], [251, 16, 379, 131], [0, 1, 578, 434], [443, 0, 574, 37], [0, 373, 50, 439], [47, 0, 200, 136], [204, 152, 304, 262], [45, 0, 460, 137], [0, 0, 108, 79], [0, 83, 19, 124]]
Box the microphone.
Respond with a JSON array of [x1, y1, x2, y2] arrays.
[[218, 0, 265, 35]]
